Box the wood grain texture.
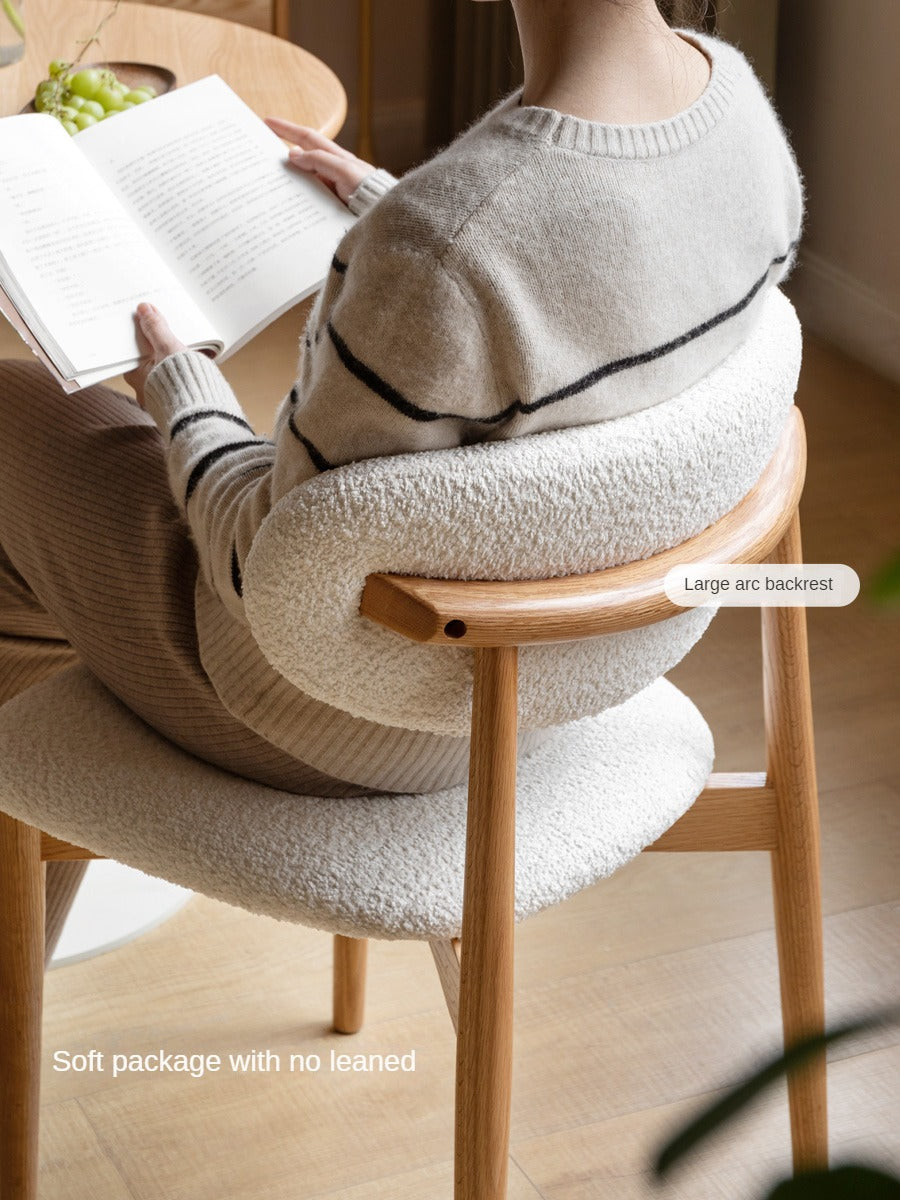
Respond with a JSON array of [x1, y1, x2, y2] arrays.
[[456, 647, 519, 1200], [359, 408, 806, 646], [646, 773, 777, 852], [332, 934, 368, 1034], [763, 511, 828, 1171], [430, 938, 462, 1034], [0, 0, 347, 134], [40, 834, 105, 862], [127, 0, 272, 34], [0, 813, 45, 1200]]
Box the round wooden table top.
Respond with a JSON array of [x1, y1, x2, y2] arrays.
[[0, 0, 346, 134]]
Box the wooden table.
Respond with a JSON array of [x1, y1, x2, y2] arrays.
[[0, 0, 346, 132]]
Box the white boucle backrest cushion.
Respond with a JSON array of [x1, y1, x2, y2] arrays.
[[244, 288, 801, 736]]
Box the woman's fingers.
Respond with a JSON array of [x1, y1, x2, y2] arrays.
[[132, 309, 152, 357], [264, 117, 357, 160], [266, 118, 376, 203], [286, 148, 370, 203], [135, 303, 186, 357]]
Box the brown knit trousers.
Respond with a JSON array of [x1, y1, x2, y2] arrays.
[[0, 360, 364, 970]]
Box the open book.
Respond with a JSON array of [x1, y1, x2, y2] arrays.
[[0, 75, 355, 392]]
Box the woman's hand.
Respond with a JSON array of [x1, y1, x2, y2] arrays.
[[265, 118, 375, 205], [124, 302, 187, 408]]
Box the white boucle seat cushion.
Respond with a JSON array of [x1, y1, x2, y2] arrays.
[[0, 667, 712, 940], [244, 288, 801, 736]]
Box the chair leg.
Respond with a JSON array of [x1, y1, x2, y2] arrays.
[[0, 812, 45, 1200], [332, 934, 368, 1034], [430, 938, 461, 1034], [455, 646, 518, 1200], [762, 510, 828, 1173]]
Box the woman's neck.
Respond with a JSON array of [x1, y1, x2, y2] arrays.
[[511, 0, 712, 124]]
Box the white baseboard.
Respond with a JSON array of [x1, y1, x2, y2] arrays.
[[788, 250, 900, 385]]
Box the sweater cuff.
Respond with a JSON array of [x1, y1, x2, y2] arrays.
[[143, 350, 245, 439], [346, 168, 399, 217]]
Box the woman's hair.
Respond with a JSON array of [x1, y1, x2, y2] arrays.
[[654, 0, 715, 29]]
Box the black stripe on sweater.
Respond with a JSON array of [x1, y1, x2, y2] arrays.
[[328, 323, 448, 422], [287, 410, 335, 472], [533, 243, 799, 412], [234, 461, 271, 482], [327, 241, 799, 426], [231, 542, 243, 598], [184, 440, 266, 503], [170, 409, 254, 439]]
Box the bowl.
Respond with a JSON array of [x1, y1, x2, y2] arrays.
[[20, 62, 176, 114]]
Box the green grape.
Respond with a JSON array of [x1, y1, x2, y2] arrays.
[[34, 87, 57, 114], [119, 101, 135, 110], [60, 120, 78, 136], [57, 105, 79, 121], [64, 93, 86, 110], [80, 99, 104, 120], [73, 112, 98, 131], [68, 69, 103, 100], [123, 90, 152, 105], [95, 84, 126, 111], [35, 80, 60, 108], [48, 59, 70, 78]]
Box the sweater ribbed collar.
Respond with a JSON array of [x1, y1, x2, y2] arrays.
[[491, 31, 740, 159]]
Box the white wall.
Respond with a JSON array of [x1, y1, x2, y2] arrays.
[[775, 0, 900, 383]]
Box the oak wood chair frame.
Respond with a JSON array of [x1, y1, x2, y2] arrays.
[[0, 407, 826, 1200]]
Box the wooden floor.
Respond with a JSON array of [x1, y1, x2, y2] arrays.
[[0, 307, 892, 1198]]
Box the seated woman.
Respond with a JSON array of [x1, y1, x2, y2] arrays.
[[0, 0, 803, 962]]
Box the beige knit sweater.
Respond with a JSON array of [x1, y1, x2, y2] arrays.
[[142, 29, 804, 792]]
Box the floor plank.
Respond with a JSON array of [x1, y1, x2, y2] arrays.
[[511, 1044, 900, 1200], [38, 1101, 136, 1200]]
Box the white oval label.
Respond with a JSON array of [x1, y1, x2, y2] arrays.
[[664, 564, 860, 607]]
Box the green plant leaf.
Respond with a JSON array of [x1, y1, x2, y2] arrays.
[[765, 1165, 900, 1197], [653, 1005, 900, 1179], [868, 551, 900, 606]]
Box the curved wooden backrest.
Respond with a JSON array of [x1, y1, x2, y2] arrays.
[[360, 408, 806, 647]]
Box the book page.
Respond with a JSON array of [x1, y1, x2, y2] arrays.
[[78, 76, 356, 353], [0, 282, 85, 392], [0, 114, 218, 381]]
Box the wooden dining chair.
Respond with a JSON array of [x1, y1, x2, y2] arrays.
[[0, 407, 826, 1200], [358, 405, 826, 1196]]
